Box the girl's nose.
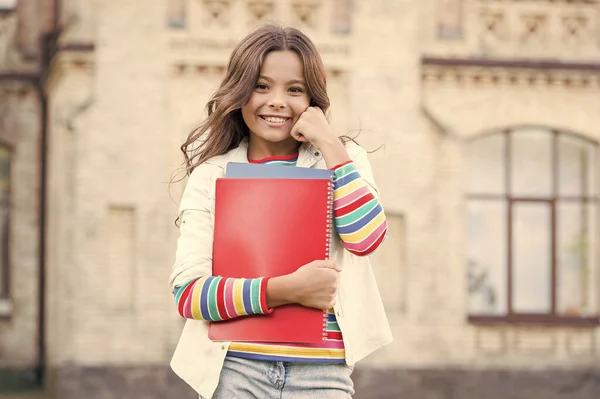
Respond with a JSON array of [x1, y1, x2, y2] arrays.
[[268, 91, 286, 109], [269, 101, 286, 109]]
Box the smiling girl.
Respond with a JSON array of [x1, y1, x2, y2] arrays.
[[169, 25, 392, 399]]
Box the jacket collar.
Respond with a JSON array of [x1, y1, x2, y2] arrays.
[[229, 138, 321, 168]]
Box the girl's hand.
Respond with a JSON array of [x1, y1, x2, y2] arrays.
[[287, 260, 341, 310], [290, 107, 351, 168], [290, 107, 338, 150]]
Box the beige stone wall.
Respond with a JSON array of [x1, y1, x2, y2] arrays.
[[0, 82, 41, 369], [0, 4, 43, 369], [40, 0, 600, 377]]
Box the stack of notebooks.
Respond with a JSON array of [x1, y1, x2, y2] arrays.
[[209, 162, 335, 344]]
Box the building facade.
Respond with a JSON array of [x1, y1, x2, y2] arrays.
[[0, 0, 599, 397]]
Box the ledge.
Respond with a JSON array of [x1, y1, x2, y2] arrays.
[[57, 42, 95, 53], [469, 314, 600, 327], [422, 56, 600, 72]]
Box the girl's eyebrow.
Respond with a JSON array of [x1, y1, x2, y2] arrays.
[[258, 75, 306, 85]]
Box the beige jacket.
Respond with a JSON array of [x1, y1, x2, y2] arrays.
[[169, 139, 393, 398]]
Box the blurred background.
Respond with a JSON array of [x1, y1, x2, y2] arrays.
[[0, 0, 599, 398]]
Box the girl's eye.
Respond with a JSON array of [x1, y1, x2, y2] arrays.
[[289, 87, 304, 93], [255, 83, 268, 90]]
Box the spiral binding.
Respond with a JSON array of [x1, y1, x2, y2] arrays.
[[322, 178, 334, 340]]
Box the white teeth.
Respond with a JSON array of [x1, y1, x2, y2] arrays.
[[263, 116, 288, 123]]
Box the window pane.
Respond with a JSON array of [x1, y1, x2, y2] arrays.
[[467, 200, 507, 315], [510, 129, 552, 197], [167, 0, 186, 28], [512, 202, 552, 313], [466, 134, 505, 195], [0, 147, 9, 299], [558, 135, 596, 197], [557, 202, 596, 316]]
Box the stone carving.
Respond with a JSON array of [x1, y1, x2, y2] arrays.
[[447, 1, 600, 60], [291, 0, 320, 30], [246, 0, 275, 25], [562, 14, 589, 44], [480, 9, 507, 42], [202, 0, 231, 28], [520, 13, 547, 44]]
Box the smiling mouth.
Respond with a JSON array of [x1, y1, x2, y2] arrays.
[[260, 115, 291, 124]]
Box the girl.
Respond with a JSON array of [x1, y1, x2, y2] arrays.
[[169, 24, 393, 399]]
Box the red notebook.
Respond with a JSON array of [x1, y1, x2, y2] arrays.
[[209, 178, 333, 343]]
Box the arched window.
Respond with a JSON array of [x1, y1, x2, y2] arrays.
[[466, 127, 598, 324], [0, 145, 10, 301]]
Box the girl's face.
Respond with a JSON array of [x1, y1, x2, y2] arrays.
[[241, 50, 310, 151]]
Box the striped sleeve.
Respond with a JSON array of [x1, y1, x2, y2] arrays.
[[173, 276, 273, 321], [332, 161, 388, 256]]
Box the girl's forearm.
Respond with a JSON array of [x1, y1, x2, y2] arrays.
[[266, 274, 297, 308]]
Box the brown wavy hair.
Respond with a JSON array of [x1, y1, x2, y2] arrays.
[[179, 24, 330, 176]]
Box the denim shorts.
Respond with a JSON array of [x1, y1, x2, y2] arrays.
[[208, 356, 355, 398]]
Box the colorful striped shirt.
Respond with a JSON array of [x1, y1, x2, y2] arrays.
[[173, 152, 387, 363], [333, 160, 388, 255]]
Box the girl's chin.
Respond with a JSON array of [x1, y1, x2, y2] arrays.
[[253, 131, 295, 144]]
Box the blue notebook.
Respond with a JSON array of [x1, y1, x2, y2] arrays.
[[225, 162, 334, 180]]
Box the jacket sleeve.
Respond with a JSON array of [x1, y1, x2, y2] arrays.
[[169, 165, 217, 292], [168, 165, 272, 321]]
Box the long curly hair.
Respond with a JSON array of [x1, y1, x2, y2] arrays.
[[179, 24, 330, 176]]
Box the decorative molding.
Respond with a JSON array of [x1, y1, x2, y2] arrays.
[[475, 327, 508, 356], [57, 42, 95, 53], [422, 56, 600, 71], [512, 328, 558, 355], [565, 329, 597, 357], [422, 56, 600, 89], [201, 0, 231, 28], [246, 0, 275, 25], [476, 0, 598, 3], [562, 13, 589, 44], [291, 0, 320, 30], [422, 63, 600, 89], [480, 8, 507, 42], [169, 60, 346, 79], [44, 51, 95, 94], [167, 0, 353, 72], [428, 0, 600, 63], [171, 63, 226, 78], [520, 13, 548, 44]]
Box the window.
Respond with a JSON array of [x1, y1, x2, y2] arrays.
[[167, 0, 186, 28], [466, 127, 598, 325], [0, 145, 10, 303]]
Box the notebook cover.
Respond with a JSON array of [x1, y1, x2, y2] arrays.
[[226, 162, 334, 180], [209, 178, 332, 343]]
